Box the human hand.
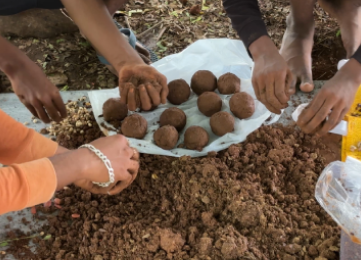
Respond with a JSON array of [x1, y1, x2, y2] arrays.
[[250, 36, 295, 114], [119, 64, 168, 111], [79, 134, 140, 195], [10, 61, 67, 123], [297, 59, 361, 136]]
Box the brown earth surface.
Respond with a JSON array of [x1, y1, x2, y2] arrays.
[[0, 0, 343, 93], [32, 123, 340, 260]]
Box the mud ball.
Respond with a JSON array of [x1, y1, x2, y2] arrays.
[[160, 107, 187, 132], [154, 125, 179, 150], [210, 111, 235, 136], [229, 92, 255, 119], [184, 126, 209, 151], [197, 92, 222, 117], [191, 70, 217, 95], [167, 79, 191, 105], [102, 98, 128, 122], [121, 114, 148, 139], [217, 73, 241, 94]]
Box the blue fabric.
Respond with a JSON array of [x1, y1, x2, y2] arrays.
[[96, 28, 137, 66]]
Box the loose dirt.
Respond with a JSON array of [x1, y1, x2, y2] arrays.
[[28, 120, 340, 259]]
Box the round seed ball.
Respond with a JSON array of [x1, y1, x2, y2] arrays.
[[184, 126, 209, 151], [102, 98, 128, 122], [191, 70, 217, 95], [197, 92, 222, 117], [229, 92, 255, 119], [121, 114, 147, 139], [167, 79, 191, 105], [154, 125, 179, 150], [160, 107, 187, 132], [217, 72, 241, 94], [210, 111, 235, 136]]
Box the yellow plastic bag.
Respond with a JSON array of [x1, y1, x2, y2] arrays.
[[341, 86, 361, 162]]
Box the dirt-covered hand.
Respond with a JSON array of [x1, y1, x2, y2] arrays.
[[118, 64, 168, 111], [10, 62, 67, 123], [297, 59, 361, 136], [252, 50, 295, 114], [79, 134, 140, 195]]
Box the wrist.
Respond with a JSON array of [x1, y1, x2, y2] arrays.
[[341, 58, 361, 86], [249, 36, 278, 61], [115, 58, 144, 74]]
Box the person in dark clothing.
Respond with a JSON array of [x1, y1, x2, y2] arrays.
[[223, 0, 361, 135]]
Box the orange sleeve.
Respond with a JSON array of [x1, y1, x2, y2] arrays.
[[0, 109, 58, 164], [0, 158, 57, 214]]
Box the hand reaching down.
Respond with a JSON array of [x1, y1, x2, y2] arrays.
[[119, 64, 168, 111], [10, 61, 67, 123]]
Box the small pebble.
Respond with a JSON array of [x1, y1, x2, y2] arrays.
[[33, 119, 39, 123]]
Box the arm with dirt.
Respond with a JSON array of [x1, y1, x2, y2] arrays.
[[60, 0, 168, 111], [0, 36, 67, 123], [222, 0, 295, 115]]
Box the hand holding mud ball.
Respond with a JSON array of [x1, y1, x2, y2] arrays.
[[119, 64, 169, 111], [52, 135, 140, 196]]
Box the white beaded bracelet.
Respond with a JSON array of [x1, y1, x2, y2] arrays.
[[79, 144, 115, 188]]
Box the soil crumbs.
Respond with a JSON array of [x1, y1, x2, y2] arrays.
[[29, 124, 340, 260]]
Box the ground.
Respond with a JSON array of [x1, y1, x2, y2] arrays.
[[0, 0, 344, 93]]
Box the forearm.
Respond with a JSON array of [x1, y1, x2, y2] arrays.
[[49, 149, 89, 190], [0, 110, 58, 165], [222, 0, 268, 50], [0, 36, 30, 79], [61, 0, 143, 72]]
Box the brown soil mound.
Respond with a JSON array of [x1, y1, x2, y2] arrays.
[[33, 125, 339, 260]]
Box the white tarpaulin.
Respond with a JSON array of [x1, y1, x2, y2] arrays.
[[88, 39, 279, 157]]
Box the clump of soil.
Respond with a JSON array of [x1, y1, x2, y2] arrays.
[[154, 125, 179, 150], [217, 73, 241, 94], [230, 92, 255, 119], [210, 111, 235, 136], [102, 98, 128, 122], [121, 114, 148, 139], [46, 97, 104, 149], [33, 124, 340, 260], [191, 70, 217, 95], [197, 91, 222, 117], [159, 107, 187, 132], [167, 79, 191, 105], [184, 126, 209, 151]]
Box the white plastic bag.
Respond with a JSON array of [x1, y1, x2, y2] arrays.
[[88, 39, 280, 157], [315, 157, 361, 243]]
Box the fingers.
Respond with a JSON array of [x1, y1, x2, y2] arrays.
[[139, 84, 152, 111], [24, 103, 38, 119], [53, 94, 67, 120], [318, 104, 343, 136], [127, 87, 137, 111], [265, 75, 283, 114], [274, 71, 289, 105], [120, 83, 131, 105], [146, 83, 161, 107], [301, 97, 333, 134], [44, 101, 61, 123], [259, 77, 280, 114], [131, 148, 140, 161], [286, 71, 296, 97], [297, 95, 325, 131], [157, 74, 168, 104], [33, 100, 51, 123], [108, 174, 132, 195], [127, 159, 140, 175]]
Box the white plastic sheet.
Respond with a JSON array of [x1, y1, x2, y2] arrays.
[[88, 39, 280, 157]]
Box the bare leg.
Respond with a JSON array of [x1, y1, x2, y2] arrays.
[[280, 0, 316, 92], [319, 0, 361, 58]]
